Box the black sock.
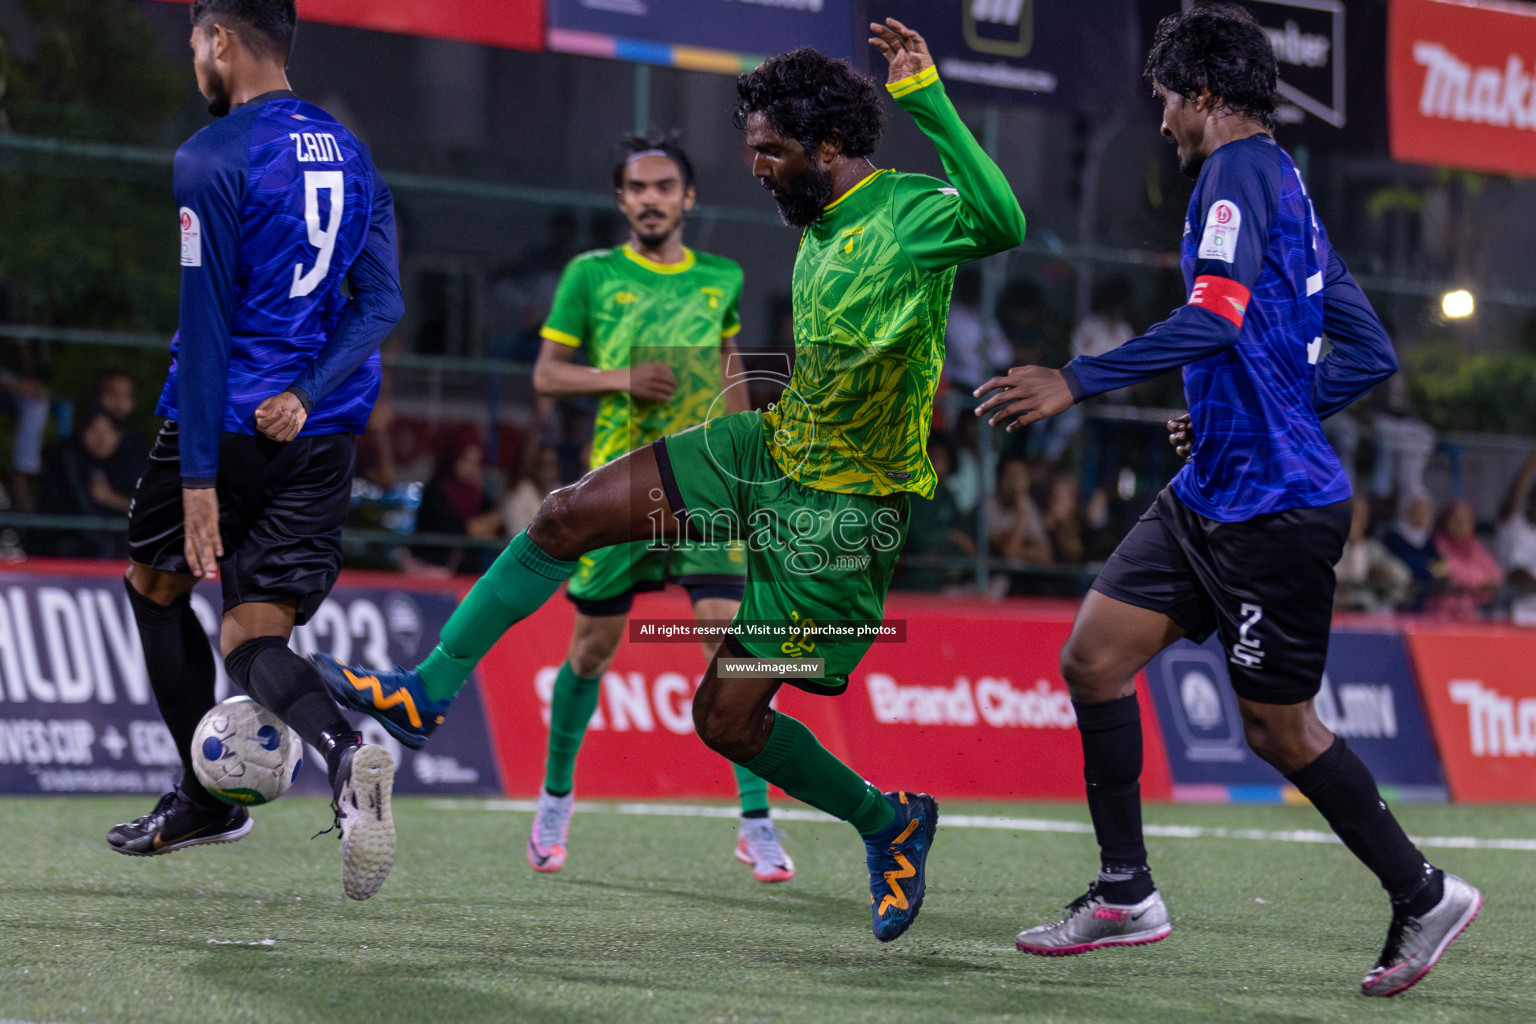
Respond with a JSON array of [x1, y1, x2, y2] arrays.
[[125, 578, 218, 806], [741, 809, 769, 820], [224, 636, 359, 785], [1075, 695, 1154, 903], [1285, 735, 1430, 903]]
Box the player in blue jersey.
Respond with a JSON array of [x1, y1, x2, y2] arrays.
[[975, 5, 1478, 997], [105, 0, 405, 902]]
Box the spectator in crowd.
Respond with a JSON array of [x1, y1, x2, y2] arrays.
[[0, 341, 49, 511], [411, 428, 503, 574], [941, 268, 1010, 430], [93, 367, 147, 464], [985, 456, 1051, 566], [945, 414, 988, 517], [902, 435, 975, 591], [1381, 491, 1445, 610], [1496, 450, 1536, 587], [38, 404, 136, 558], [1335, 495, 1412, 613], [1041, 474, 1086, 565], [1369, 374, 1435, 505], [501, 443, 562, 538], [1430, 498, 1502, 619]]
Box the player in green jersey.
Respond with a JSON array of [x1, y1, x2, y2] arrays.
[[316, 19, 1025, 942], [525, 134, 793, 883]]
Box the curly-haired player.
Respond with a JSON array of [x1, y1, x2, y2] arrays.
[[314, 19, 1024, 942], [979, 3, 1480, 995]]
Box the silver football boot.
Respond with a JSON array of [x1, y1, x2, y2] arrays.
[[1015, 883, 1172, 956], [1361, 872, 1481, 998]]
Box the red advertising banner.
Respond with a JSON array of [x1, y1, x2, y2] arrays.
[[477, 591, 1173, 802], [1389, 0, 1536, 177], [147, 0, 544, 53], [1404, 624, 1536, 803]]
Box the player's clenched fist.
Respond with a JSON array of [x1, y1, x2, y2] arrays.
[[254, 390, 308, 442]]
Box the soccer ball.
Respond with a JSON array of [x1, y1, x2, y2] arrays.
[[192, 696, 304, 806]]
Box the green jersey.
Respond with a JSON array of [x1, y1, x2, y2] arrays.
[[762, 68, 1026, 499], [541, 244, 743, 469]]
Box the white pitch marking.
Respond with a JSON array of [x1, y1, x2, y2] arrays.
[[432, 800, 1536, 853]]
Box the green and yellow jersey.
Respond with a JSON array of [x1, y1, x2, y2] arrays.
[[762, 67, 1026, 499], [541, 244, 743, 469]]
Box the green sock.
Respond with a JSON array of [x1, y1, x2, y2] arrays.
[[543, 661, 602, 794], [742, 712, 896, 837], [418, 530, 576, 702], [733, 761, 770, 816]]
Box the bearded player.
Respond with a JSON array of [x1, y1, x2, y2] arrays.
[[105, 0, 404, 900], [977, 4, 1479, 996], [525, 133, 792, 883], [316, 20, 1024, 941]]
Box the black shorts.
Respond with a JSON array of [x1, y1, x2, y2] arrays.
[[127, 421, 355, 624], [1092, 487, 1350, 705]]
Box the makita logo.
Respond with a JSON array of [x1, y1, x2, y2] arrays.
[[1413, 41, 1536, 128], [1449, 680, 1536, 756], [866, 673, 1076, 730], [972, 0, 1025, 26]]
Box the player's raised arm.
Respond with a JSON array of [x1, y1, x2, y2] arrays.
[[1312, 248, 1398, 420], [272, 166, 404, 441], [870, 18, 1026, 268]]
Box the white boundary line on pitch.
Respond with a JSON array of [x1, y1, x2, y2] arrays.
[[429, 799, 1536, 853]]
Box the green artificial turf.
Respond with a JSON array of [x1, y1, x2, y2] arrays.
[[1, 797, 1531, 1023]]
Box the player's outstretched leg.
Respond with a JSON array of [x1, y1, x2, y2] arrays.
[[732, 763, 794, 883], [1240, 700, 1481, 997], [1016, 593, 1178, 955], [693, 665, 934, 940], [108, 568, 252, 855], [315, 446, 674, 747]]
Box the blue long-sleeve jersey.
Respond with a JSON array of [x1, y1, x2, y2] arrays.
[[1062, 134, 1397, 523], [161, 91, 403, 486]]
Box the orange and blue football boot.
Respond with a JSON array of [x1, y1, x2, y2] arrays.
[[865, 791, 939, 942], [311, 654, 450, 750]]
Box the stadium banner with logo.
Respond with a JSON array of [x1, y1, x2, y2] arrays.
[[1148, 0, 1390, 153], [146, 0, 545, 53], [0, 563, 502, 797], [1404, 624, 1536, 803], [546, 0, 860, 75], [1143, 628, 1447, 803], [1389, 0, 1536, 178], [865, 0, 1141, 113], [478, 592, 1175, 801]]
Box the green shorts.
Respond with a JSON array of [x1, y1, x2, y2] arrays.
[[565, 536, 746, 616], [655, 411, 908, 694]]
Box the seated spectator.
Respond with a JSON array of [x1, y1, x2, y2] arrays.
[[1335, 496, 1411, 612], [1381, 491, 1445, 610], [0, 339, 49, 511], [985, 456, 1051, 565], [1041, 474, 1086, 564], [37, 404, 136, 558], [1496, 450, 1536, 587], [1429, 498, 1502, 620], [901, 436, 976, 591], [411, 429, 503, 574], [502, 443, 562, 538], [93, 367, 148, 463]]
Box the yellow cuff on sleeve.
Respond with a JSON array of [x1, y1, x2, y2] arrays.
[[540, 325, 582, 348], [721, 323, 742, 339], [886, 65, 940, 99]]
